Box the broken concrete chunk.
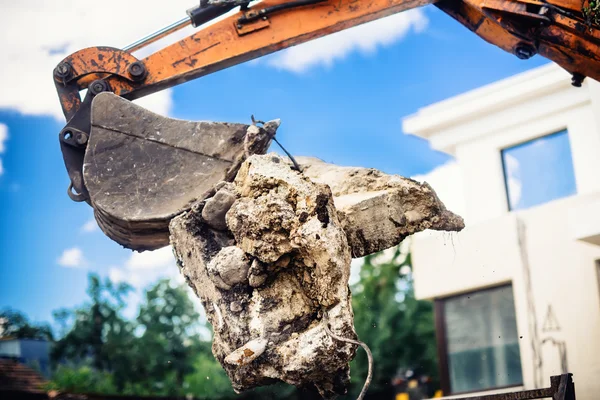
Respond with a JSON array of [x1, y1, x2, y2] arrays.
[[207, 270, 233, 291], [208, 246, 250, 287], [295, 156, 465, 257], [215, 181, 235, 192], [244, 119, 281, 156], [169, 153, 464, 399], [230, 301, 243, 313], [170, 153, 357, 398], [226, 195, 296, 263], [228, 154, 349, 308], [248, 259, 268, 288], [202, 186, 237, 231], [248, 274, 267, 288]]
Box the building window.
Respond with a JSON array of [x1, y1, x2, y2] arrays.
[[435, 285, 523, 394], [501, 130, 576, 211]]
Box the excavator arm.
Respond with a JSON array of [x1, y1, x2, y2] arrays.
[[53, 0, 600, 250]]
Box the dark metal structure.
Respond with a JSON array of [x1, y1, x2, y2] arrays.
[[448, 374, 576, 400], [0, 374, 577, 399]]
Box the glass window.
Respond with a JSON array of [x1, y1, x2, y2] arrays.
[[443, 286, 523, 393], [501, 130, 576, 211]]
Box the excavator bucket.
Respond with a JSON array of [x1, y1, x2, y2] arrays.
[[83, 93, 278, 251]]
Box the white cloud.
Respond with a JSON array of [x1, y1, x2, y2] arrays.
[[81, 218, 99, 233], [108, 266, 128, 284], [106, 246, 180, 290], [106, 246, 204, 320], [0, 1, 201, 119], [266, 9, 428, 73], [504, 154, 522, 209], [349, 257, 364, 286], [57, 247, 86, 268], [0, 124, 7, 176], [132, 89, 174, 117], [126, 246, 176, 270], [412, 161, 467, 221], [0, 124, 7, 153]]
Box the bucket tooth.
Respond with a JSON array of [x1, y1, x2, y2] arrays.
[[84, 92, 277, 251]]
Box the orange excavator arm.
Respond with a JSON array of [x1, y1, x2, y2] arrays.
[[54, 0, 600, 117], [54, 0, 436, 120], [52, 0, 600, 250]]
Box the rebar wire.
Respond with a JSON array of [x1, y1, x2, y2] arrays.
[[272, 136, 302, 172], [323, 312, 373, 400], [249, 115, 302, 172]]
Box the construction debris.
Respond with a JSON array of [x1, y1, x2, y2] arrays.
[[169, 153, 463, 398], [296, 156, 465, 257]]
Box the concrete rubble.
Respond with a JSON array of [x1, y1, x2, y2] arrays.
[[169, 153, 464, 398], [296, 156, 465, 257]]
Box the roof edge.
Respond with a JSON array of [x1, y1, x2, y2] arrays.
[[402, 63, 571, 139]]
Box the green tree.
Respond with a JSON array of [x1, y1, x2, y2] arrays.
[[44, 365, 117, 394], [0, 308, 53, 340], [134, 279, 204, 394], [184, 350, 234, 399], [46, 245, 438, 399], [51, 274, 136, 391], [49, 275, 209, 396], [345, 244, 438, 399]]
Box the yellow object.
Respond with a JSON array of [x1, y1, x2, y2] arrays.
[[396, 394, 409, 400]]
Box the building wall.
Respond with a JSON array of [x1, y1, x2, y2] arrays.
[[19, 340, 51, 376], [0, 339, 51, 377], [404, 64, 600, 399], [0, 340, 20, 358], [413, 195, 600, 398]]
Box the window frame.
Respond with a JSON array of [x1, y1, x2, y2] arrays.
[[500, 129, 576, 212], [434, 284, 524, 395]]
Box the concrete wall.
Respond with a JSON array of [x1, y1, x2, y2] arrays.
[[403, 63, 600, 399]]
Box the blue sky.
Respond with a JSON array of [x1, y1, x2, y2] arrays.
[[0, 3, 549, 327]]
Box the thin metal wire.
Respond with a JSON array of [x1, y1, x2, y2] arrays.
[[250, 115, 302, 171], [272, 137, 302, 172], [323, 311, 373, 400]]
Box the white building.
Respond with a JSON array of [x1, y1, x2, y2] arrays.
[[403, 63, 600, 399]]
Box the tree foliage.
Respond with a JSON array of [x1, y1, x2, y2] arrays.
[[49, 275, 215, 397], [134, 279, 205, 392], [184, 352, 234, 399], [51, 274, 136, 390], [44, 365, 117, 395], [43, 243, 437, 399], [0, 308, 53, 340], [344, 244, 438, 399]]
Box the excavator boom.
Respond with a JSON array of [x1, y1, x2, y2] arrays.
[[53, 0, 600, 250]]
